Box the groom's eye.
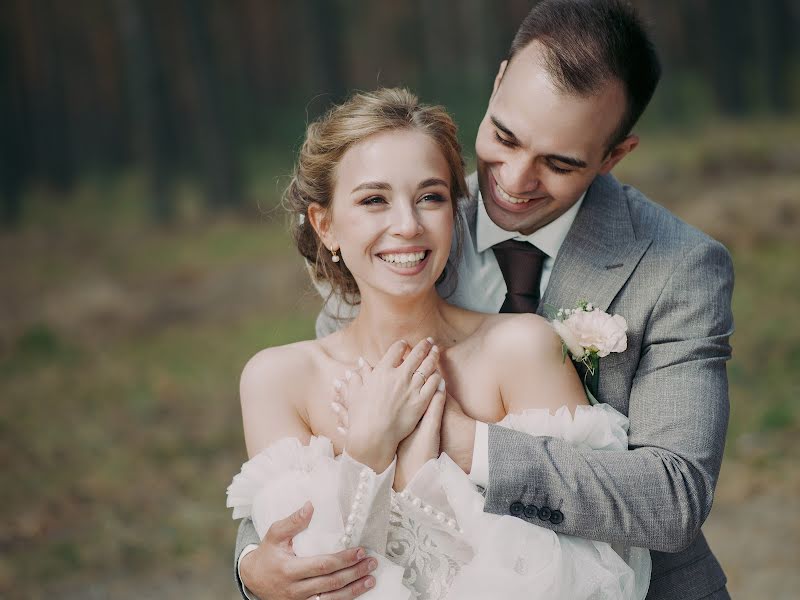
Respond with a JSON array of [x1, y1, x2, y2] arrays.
[[494, 132, 515, 147], [546, 162, 573, 175]]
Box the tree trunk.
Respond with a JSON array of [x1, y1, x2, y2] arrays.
[[113, 0, 172, 222], [0, 2, 29, 226], [181, 0, 242, 209]]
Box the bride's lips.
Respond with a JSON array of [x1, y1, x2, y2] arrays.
[[375, 246, 431, 276], [487, 170, 548, 213]]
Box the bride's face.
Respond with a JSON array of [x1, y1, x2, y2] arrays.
[[323, 128, 455, 301]]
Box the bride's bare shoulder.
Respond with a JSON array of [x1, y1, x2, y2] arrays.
[[239, 339, 328, 455], [482, 313, 585, 414], [482, 312, 561, 357], [240, 340, 324, 402]]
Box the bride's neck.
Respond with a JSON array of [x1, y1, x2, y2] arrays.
[[347, 289, 453, 363]]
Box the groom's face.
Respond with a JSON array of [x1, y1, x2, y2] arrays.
[[475, 41, 637, 235]]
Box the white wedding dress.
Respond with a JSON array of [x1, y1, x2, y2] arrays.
[[227, 403, 651, 599]]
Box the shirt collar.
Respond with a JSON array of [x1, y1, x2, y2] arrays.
[[475, 191, 586, 258]]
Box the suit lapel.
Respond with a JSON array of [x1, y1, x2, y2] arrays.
[[540, 174, 652, 314]]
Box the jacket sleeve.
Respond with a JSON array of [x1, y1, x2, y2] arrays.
[[234, 518, 260, 599], [483, 240, 734, 553]]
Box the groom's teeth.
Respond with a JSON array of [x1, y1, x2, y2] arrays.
[[379, 251, 426, 267], [496, 183, 531, 204]]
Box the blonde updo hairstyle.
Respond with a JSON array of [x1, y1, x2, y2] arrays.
[[285, 87, 468, 304]]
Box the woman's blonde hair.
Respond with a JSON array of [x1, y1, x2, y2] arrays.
[[284, 87, 467, 304]]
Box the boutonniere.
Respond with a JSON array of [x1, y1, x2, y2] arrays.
[[547, 301, 628, 405]]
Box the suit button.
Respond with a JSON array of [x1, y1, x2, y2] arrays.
[[510, 501, 524, 516], [523, 504, 538, 518], [538, 506, 552, 521], [549, 509, 564, 525]]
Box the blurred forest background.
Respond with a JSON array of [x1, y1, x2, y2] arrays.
[[1, 1, 798, 598]]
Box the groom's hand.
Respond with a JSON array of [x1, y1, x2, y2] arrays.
[[240, 502, 377, 600]]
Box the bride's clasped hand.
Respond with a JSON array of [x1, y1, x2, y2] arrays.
[[336, 338, 446, 479]]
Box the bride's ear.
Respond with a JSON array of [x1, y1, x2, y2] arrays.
[[307, 202, 336, 250]]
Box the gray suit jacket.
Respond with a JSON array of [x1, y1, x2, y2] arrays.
[[235, 173, 733, 600]]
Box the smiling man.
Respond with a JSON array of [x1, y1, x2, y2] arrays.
[[475, 40, 636, 236], [235, 2, 733, 599]]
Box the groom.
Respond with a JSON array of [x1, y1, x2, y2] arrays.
[[235, 1, 733, 598]]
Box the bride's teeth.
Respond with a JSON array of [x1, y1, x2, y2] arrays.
[[379, 251, 426, 267], [496, 183, 531, 204]]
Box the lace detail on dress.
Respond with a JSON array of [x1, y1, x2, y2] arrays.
[[386, 495, 466, 600]]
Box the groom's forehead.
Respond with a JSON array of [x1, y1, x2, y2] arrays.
[[493, 57, 626, 150]]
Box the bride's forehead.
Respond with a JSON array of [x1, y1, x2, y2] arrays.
[[336, 130, 448, 180]]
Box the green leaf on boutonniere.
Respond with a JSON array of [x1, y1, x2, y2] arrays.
[[543, 303, 560, 320]]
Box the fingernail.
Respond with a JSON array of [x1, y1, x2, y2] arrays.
[[431, 345, 439, 353], [365, 576, 375, 588], [331, 402, 341, 413], [337, 426, 347, 436], [333, 379, 343, 390], [426, 336, 434, 344], [438, 379, 446, 392], [345, 370, 352, 381], [357, 356, 365, 368], [301, 501, 311, 517], [356, 548, 366, 560], [368, 559, 377, 570]]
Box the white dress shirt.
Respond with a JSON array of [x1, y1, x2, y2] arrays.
[[461, 190, 585, 488]]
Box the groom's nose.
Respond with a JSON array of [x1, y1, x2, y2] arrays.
[[499, 157, 540, 196]]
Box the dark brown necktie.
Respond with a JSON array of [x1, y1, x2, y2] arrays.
[[492, 239, 546, 313]]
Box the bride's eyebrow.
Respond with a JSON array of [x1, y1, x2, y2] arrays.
[[352, 181, 391, 193], [418, 178, 448, 189]]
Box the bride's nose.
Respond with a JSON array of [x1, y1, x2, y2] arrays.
[[389, 202, 423, 238]]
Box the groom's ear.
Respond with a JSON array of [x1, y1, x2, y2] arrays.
[[491, 60, 509, 97], [599, 135, 639, 175]]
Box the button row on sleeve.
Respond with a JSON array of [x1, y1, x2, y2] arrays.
[[340, 467, 372, 547], [509, 501, 563, 525]]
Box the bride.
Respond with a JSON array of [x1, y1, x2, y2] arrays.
[[227, 88, 650, 599]]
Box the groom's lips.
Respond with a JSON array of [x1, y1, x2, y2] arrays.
[[487, 170, 548, 213]]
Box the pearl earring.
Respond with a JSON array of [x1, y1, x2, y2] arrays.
[[331, 247, 340, 263]]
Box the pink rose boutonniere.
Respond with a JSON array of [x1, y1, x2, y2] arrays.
[[549, 301, 628, 404]]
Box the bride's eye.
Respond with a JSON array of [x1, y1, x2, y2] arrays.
[[419, 193, 445, 204], [359, 195, 386, 206]]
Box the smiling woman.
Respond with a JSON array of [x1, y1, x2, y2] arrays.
[[284, 88, 468, 305], [308, 129, 454, 300]]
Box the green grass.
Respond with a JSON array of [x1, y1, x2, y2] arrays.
[[1, 307, 316, 588], [726, 242, 800, 443]]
